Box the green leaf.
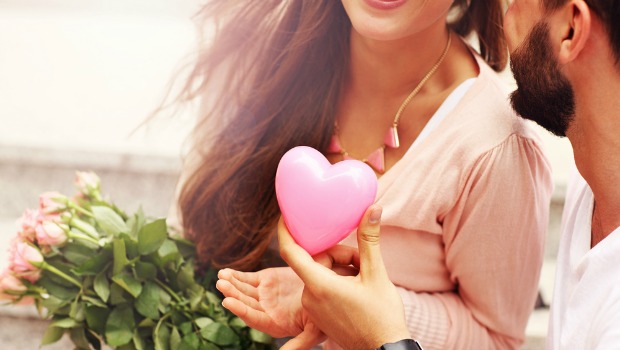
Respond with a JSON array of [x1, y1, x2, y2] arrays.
[[128, 207, 146, 238], [158, 286, 172, 311], [123, 234, 140, 260], [40, 294, 70, 314], [155, 323, 170, 350], [69, 299, 85, 321], [62, 243, 96, 265], [138, 219, 168, 255], [188, 285, 204, 311], [106, 305, 135, 347], [198, 343, 220, 350], [179, 321, 193, 336], [133, 330, 147, 350], [42, 261, 80, 288], [172, 237, 196, 258], [157, 239, 180, 265], [180, 333, 200, 350], [41, 325, 65, 345], [177, 261, 196, 291], [113, 238, 130, 275], [138, 318, 156, 329], [92, 205, 129, 236], [229, 317, 246, 329], [73, 248, 112, 276], [70, 327, 91, 350], [112, 272, 143, 298], [94, 271, 111, 302], [200, 323, 239, 346], [170, 327, 182, 350], [205, 291, 222, 305], [82, 295, 107, 308], [71, 217, 100, 239], [51, 317, 79, 328], [194, 317, 213, 329], [135, 261, 157, 281], [110, 283, 131, 305], [249, 329, 273, 344], [135, 281, 160, 320], [85, 306, 109, 334], [118, 343, 138, 350]]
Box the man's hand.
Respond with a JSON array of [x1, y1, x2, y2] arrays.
[[279, 205, 411, 350]]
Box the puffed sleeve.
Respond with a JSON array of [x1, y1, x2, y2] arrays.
[[397, 133, 553, 349]]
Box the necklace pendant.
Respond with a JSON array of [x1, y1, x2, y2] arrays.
[[365, 147, 385, 174], [384, 125, 400, 149], [327, 135, 343, 153]]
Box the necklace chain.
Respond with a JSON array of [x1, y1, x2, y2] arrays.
[[330, 33, 452, 174], [393, 33, 452, 126]]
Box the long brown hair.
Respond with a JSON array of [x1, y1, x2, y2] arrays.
[[450, 0, 508, 71], [178, 0, 508, 271]]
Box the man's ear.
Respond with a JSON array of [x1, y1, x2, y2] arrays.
[[557, 0, 591, 64]]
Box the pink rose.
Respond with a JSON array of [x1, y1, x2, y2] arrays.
[[39, 191, 67, 215], [35, 221, 68, 247], [0, 270, 31, 304], [16, 209, 41, 242], [9, 241, 43, 283], [75, 171, 100, 195]]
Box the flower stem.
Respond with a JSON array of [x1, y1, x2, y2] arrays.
[[70, 232, 101, 246], [70, 218, 99, 240], [154, 279, 182, 303], [68, 202, 94, 218], [42, 262, 82, 289]]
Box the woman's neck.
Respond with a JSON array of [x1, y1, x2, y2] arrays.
[[346, 21, 452, 100]]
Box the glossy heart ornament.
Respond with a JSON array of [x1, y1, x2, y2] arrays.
[[275, 146, 378, 255]]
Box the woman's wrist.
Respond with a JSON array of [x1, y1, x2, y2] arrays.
[[377, 338, 423, 350]]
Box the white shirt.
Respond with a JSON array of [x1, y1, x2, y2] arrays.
[[546, 170, 620, 349]]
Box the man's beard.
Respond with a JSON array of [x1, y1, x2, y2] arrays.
[[510, 21, 575, 137]]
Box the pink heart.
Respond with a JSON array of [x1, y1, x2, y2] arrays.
[[275, 146, 378, 255]]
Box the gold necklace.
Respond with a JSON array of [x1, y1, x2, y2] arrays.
[[328, 33, 452, 174]]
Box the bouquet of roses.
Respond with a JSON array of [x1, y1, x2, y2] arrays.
[[0, 171, 275, 350]]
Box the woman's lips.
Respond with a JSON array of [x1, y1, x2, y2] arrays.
[[363, 0, 407, 11]]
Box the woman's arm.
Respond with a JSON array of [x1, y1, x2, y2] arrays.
[[396, 134, 553, 349]]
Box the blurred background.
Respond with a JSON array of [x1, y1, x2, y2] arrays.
[[0, 1, 574, 349]]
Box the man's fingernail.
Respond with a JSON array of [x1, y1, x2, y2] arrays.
[[368, 206, 382, 224]]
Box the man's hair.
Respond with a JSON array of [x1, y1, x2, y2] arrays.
[[543, 0, 620, 63]]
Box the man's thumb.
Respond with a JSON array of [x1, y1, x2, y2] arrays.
[[357, 204, 388, 280]]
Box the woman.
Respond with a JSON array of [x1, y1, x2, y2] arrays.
[[177, 0, 553, 349]]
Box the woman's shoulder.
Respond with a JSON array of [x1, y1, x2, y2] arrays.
[[451, 56, 540, 146]]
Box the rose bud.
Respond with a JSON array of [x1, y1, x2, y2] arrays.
[[0, 270, 28, 303], [75, 171, 101, 196], [9, 241, 43, 283], [39, 192, 68, 215], [35, 221, 68, 247], [16, 209, 40, 243]]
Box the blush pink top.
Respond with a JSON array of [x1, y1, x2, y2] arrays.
[[325, 53, 553, 350]]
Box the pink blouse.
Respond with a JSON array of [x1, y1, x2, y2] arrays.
[[326, 53, 553, 349]]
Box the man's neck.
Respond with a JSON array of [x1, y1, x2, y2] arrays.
[[569, 62, 620, 248]]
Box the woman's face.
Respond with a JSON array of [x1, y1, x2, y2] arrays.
[[340, 0, 454, 41]]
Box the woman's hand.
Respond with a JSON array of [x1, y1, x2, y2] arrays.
[[279, 205, 411, 350], [216, 266, 325, 349]]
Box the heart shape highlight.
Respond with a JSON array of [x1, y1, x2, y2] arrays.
[[275, 146, 378, 255]]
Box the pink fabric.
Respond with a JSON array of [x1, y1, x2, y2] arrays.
[[324, 53, 553, 349]]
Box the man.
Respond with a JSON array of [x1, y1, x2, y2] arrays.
[[219, 0, 620, 348]]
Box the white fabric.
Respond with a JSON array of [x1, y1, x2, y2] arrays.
[[410, 78, 476, 150], [546, 170, 620, 349]]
